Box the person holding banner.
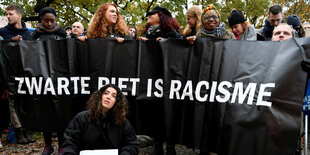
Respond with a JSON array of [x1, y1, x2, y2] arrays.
[[62, 84, 138, 155], [0, 4, 31, 41], [139, 6, 183, 41], [183, 5, 202, 37], [186, 4, 235, 44], [0, 4, 35, 145], [228, 9, 257, 40], [29, 6, 67, 155], [271, 23, 294, 41], [29, 7, 67, 40], [87, 3, 131, 43]]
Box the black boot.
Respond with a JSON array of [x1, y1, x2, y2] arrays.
[[166, 144, 176, 155], [152, 142, 164, 155], [15, 128, 28, 144], [24, 130, 35, 143]]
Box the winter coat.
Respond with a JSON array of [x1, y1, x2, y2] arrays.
[[143, 26, 183, 39], [29, 25, 67, 40], [260, 19, 284, 41], [196, 28, 235, 39], [239, 25, 257, 40], [63, 110, 139, 155], [0, 22, 31, 40]]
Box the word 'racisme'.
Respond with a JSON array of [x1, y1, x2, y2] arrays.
[[15, 77, 275, 107]]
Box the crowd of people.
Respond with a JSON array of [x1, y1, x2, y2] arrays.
[[0, 2, 309, 155]]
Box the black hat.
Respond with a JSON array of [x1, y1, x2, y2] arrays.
[[146, 6, 172, 17], [287, 15, 301, 28], [228, 10, 246, 27], [66, 26, 72, 30]]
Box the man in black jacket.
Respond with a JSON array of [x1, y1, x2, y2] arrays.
[[0, 4, 34, 144], [257, 5, 284, 41], [0, 4, 31, 41]]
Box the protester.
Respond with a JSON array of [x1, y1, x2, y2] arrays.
[[129, 26, 138, 39], [63, 84, 138, 154], [29, 6, 67, 155], [271, 23, 294, 41], [0, 35, 9, 149], [30, 7, 67, 40], [303, 23, 310, 37], [139, 6, 182, 41], [286, 15, 304, 37], [187, 4, 235, 44], [183, 5, 202, 37], [87, 3, 131, 43], [70, 22, 87, 41], [0, 4, 31, 41], [257, 5, 284, 41], [65, 26, 72, 37], [228, 9, 256, 40], [0, 4, 34, 145]]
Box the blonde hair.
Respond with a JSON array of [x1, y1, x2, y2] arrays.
[[183, 5, 202, 36], [87, 3, 128, 38]]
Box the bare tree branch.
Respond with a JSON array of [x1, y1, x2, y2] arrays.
[[54, 2, 90, 22]]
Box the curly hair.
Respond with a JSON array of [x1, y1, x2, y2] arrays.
[[87, 3, 128, 38], [183, 5, 202, 36], [141, 11, 180, 36], [87, 84, 128, 126]]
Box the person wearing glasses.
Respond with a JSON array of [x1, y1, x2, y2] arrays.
[[257, 5, 284, 41], [187, 4, 235, 44]]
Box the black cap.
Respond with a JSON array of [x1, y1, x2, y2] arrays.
[[66, 26, 72, 30], [146, 6, 172, 17], [287, 15, 301, 28], [228, 10, 246, 27]]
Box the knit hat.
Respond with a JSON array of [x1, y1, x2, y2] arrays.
[[146, 6, 172, 17], [287, 15, 301, 28], [201, 4, 220, 23], [228, 10, 246, 27]]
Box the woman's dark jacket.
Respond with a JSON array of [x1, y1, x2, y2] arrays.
[[105, 27, 132, 40], [62, 110, 139, 155], [144, 26, 183, 39]]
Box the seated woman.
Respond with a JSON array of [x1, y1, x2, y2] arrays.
[[183, 5, 202, 37], [62, 84, 139, 155], [87, 3, 131, 43], [187, 4, 235, 44], [139, 6, 183, 41], [228, 9, 257, 40]]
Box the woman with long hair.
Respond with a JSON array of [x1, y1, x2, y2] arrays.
[[87, 3, 131, 43], [139, 6, 182, 41], [228, 9, 257, 40], [183, 5, 202, 37], [63, 84, 138, 154]]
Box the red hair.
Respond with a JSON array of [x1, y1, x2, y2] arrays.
[[87, 3, 128, 38]]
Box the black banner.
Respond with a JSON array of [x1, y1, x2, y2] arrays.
[[1, 37, 310, 154]]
